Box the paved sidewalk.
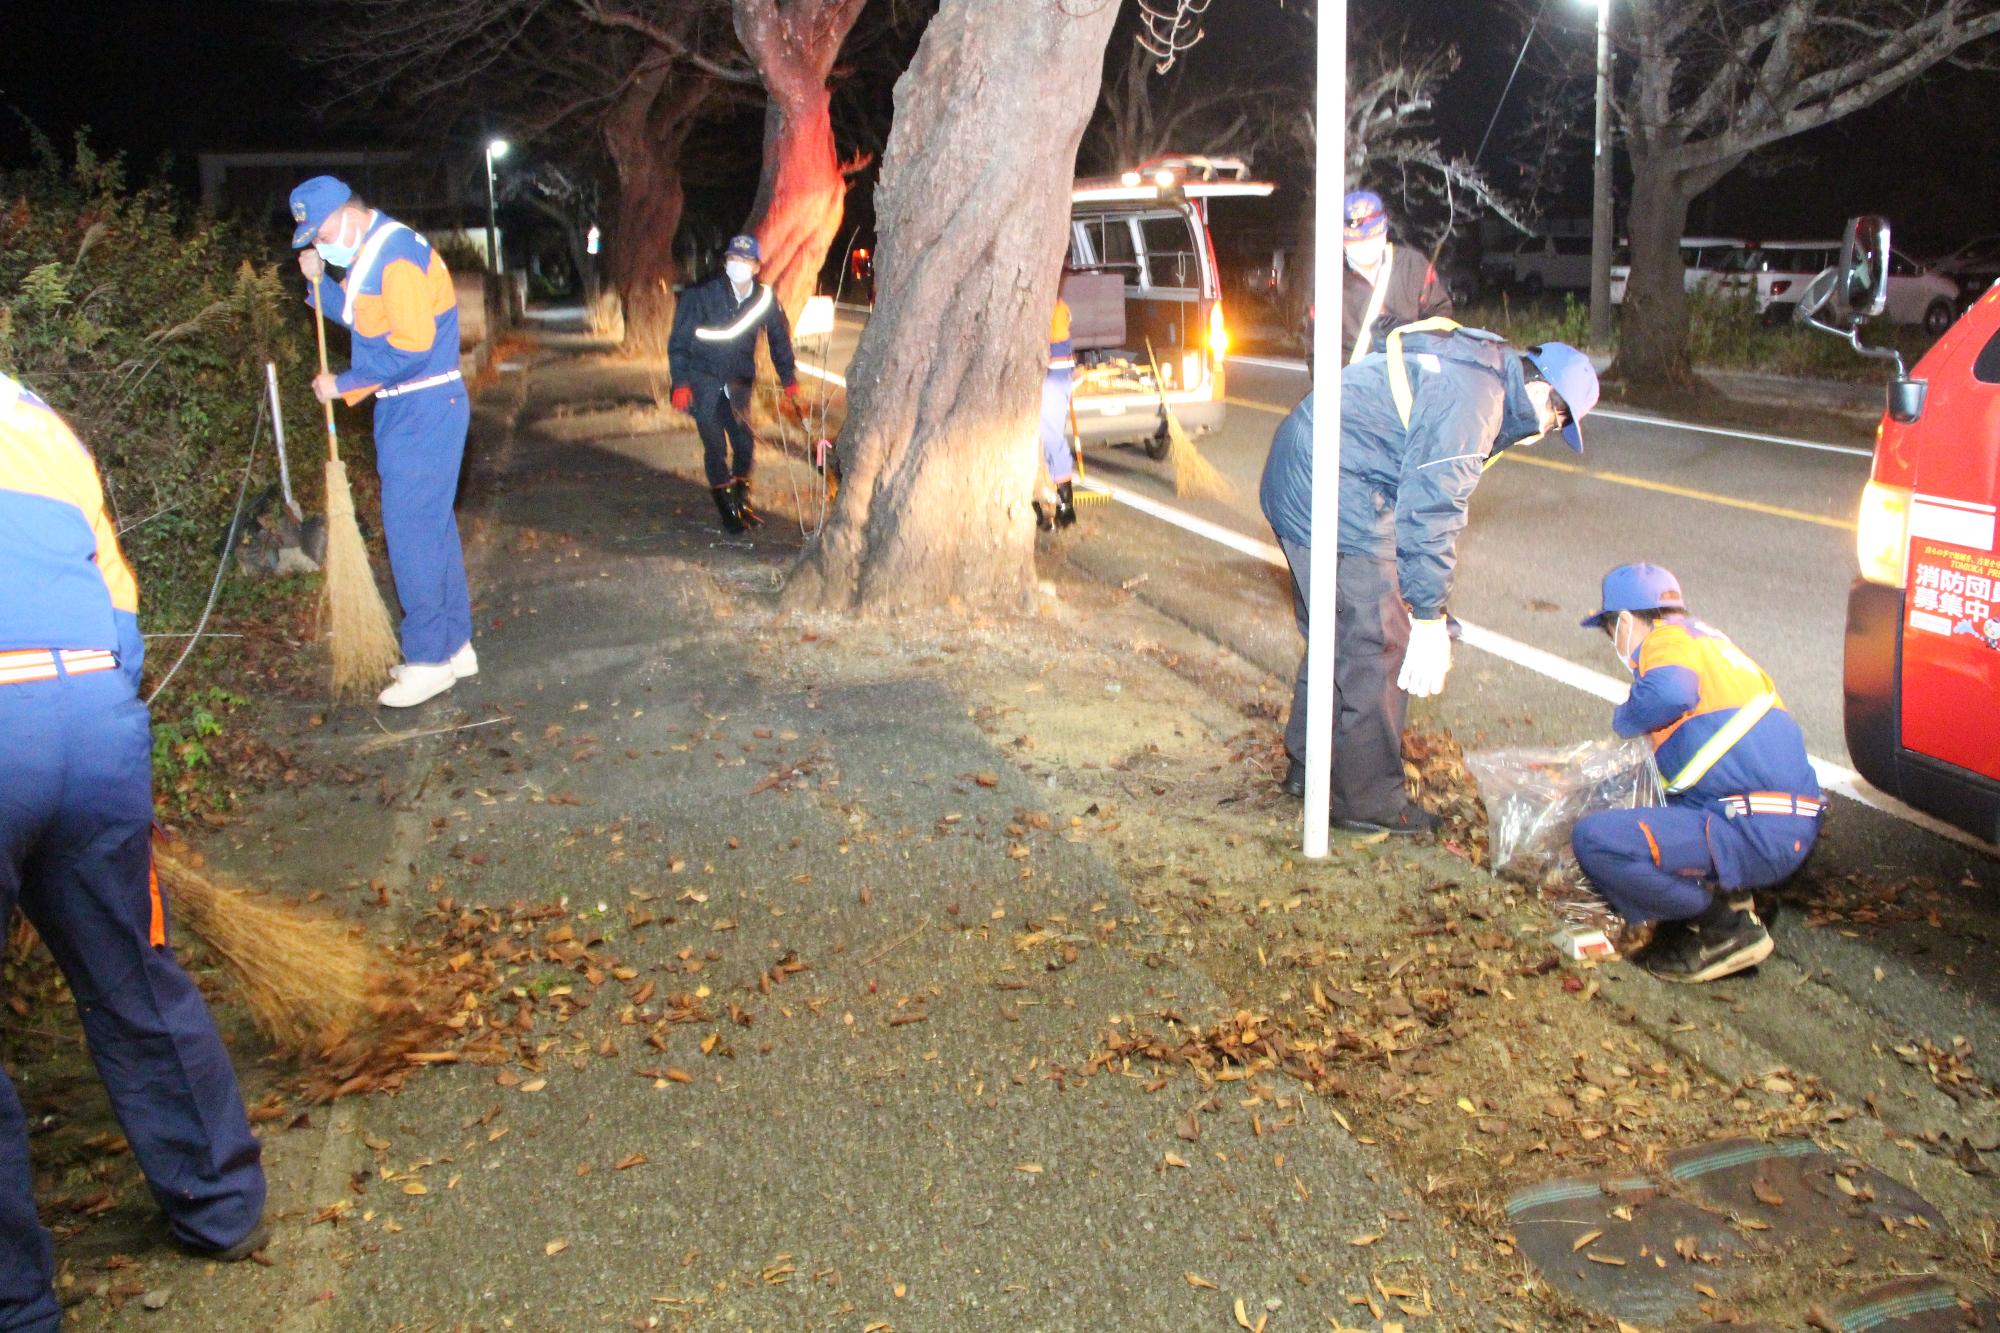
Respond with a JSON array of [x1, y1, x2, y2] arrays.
[[70, 330, 1474, 1332]]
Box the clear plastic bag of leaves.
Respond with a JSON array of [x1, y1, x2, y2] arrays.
[[1463, 738, 1662, 937]]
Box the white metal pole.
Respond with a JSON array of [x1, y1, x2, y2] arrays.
[[1587, 0, 1613, 344], [264, 361, 301, 523], [1303, 0, 1348, 859]]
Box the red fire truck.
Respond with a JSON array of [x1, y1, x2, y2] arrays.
[[1802, 217, 2000, 843]]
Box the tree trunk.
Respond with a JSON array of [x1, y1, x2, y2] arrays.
[[603, 70, 709, 358], [783, 0, 1123, 615], [746, 81, 845, 321], [1611, 157, 1696, 392], [734, 0, 867, 323], [606, 154, 684, 357]]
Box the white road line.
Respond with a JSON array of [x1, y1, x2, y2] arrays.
[[1077, 475, 1996, 854], [799, 363, 849, 388], [1226, 354, 1873, 459]]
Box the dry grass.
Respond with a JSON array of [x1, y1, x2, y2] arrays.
[[153, 843, 377, 1050], [322, 455, 401, 698]]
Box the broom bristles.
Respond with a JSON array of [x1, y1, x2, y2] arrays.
[[1163, 410, 1234, 502], [154, 846, 376, 1050], [323, 456, 402, 699]]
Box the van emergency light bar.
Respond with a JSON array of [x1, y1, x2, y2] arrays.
[[1071, 180, 1276, 204]]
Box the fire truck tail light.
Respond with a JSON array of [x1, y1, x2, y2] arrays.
[[1856, 480, 1912, 587], [1209, 302, 1229, 358]]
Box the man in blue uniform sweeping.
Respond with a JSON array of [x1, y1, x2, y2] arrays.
[[1573, 563, 1821, 983], [1260, 322, 1598, 832], [291, 174, 475, 708], [1, 373, 268, 1332], [668, 235, 802, 534]]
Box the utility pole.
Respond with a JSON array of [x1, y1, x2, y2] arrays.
[[1585, 0, 1614, 345]]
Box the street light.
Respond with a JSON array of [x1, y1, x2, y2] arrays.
[[484, 138, 510, 276], [1580, 0, 1613, 345]]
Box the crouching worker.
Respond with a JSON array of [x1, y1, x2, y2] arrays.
[[1, 373, 268, 1332], [1573, 563, 1822, 983]]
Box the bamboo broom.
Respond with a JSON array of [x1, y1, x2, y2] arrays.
[[152, 838, 376, 1050], [1143, 338, 1233, 503], [314, 297, 401, 698]]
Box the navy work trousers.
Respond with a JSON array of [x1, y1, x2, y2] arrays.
[[690, 379, 756, 489], [1279, 543, 1411, 821], [1572, 802, 1819, 924], [376, 386, 473, 666], [1, 669, 265, 1332]]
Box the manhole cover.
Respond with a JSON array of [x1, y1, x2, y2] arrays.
[[1827, 1276, 2000, 1331], [1664, 1138, 1945, 1246], [1505, 1175, 1746, 1325]]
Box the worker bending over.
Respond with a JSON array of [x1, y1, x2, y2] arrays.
[[0, 373, 268, 1332], [1260, 322, 1598, 833]]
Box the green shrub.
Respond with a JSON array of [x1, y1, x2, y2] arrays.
[[1458, 288, 1936, 382], [0, 132, 327, 632]]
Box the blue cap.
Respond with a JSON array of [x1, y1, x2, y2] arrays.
[[289, 175, 353, 249], [1525, 341, 1597, 452], [1343, 190, 1386, 241], [724, 234, 760, 263], [1581, 562, 1685, 627]]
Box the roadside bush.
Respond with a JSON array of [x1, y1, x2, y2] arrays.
[[1458, 289, 1935, 382], [0, 132, 326, 633]]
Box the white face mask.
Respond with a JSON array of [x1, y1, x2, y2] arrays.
[[314, 210, 363, 268], [1345, 236, 1386, 273], [1609, 612, 1638, 673], [725, 259, 755, 286]]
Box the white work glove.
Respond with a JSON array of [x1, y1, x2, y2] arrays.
[[1398, 615, 1453, 698]]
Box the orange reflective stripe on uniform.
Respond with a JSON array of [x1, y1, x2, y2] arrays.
[[1637, 820, 1662, 866], [148, 852, 166, 947]]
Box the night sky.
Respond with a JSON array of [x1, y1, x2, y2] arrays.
[[3, 0, 1996, 257]]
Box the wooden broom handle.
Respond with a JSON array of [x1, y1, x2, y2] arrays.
[[313, 294, 339, 462]]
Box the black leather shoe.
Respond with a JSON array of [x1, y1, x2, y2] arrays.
[[1281, 757, 1306, 797], [1334, 803, 1442, 837], [711, 485, 746, 534], [173, 1217, 270, 1263]]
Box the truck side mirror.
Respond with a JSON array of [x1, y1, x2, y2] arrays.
[[1887, 376, 1928, 424], [1835, 215, 1891, 323]]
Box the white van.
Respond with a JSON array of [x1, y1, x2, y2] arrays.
[[1714, 241, 1841, 320], [1609, 236, 1744, 305], [1063, 156, 1273, 456]]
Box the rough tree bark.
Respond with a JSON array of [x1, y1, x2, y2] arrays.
[[603, 68, 712, 357], [783, 0, 1124, 615], [734, 0, 870, 321]]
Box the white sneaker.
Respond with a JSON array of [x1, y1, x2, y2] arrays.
[[392, 643, 479, 681], [377, 662, 456, 708]]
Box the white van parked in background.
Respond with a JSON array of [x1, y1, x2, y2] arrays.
[[1064, 155, 1274, 455], [1609, 236, 1744, 305], [1714, 240, 1841, 321]]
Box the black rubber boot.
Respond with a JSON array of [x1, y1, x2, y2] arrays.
[[1054, 480, 1077, 528], [731, 476, 763, 528], [1032, 500, 1054, 532], [1282, 757, 1306, 797], [711, 484, 746, 535]]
